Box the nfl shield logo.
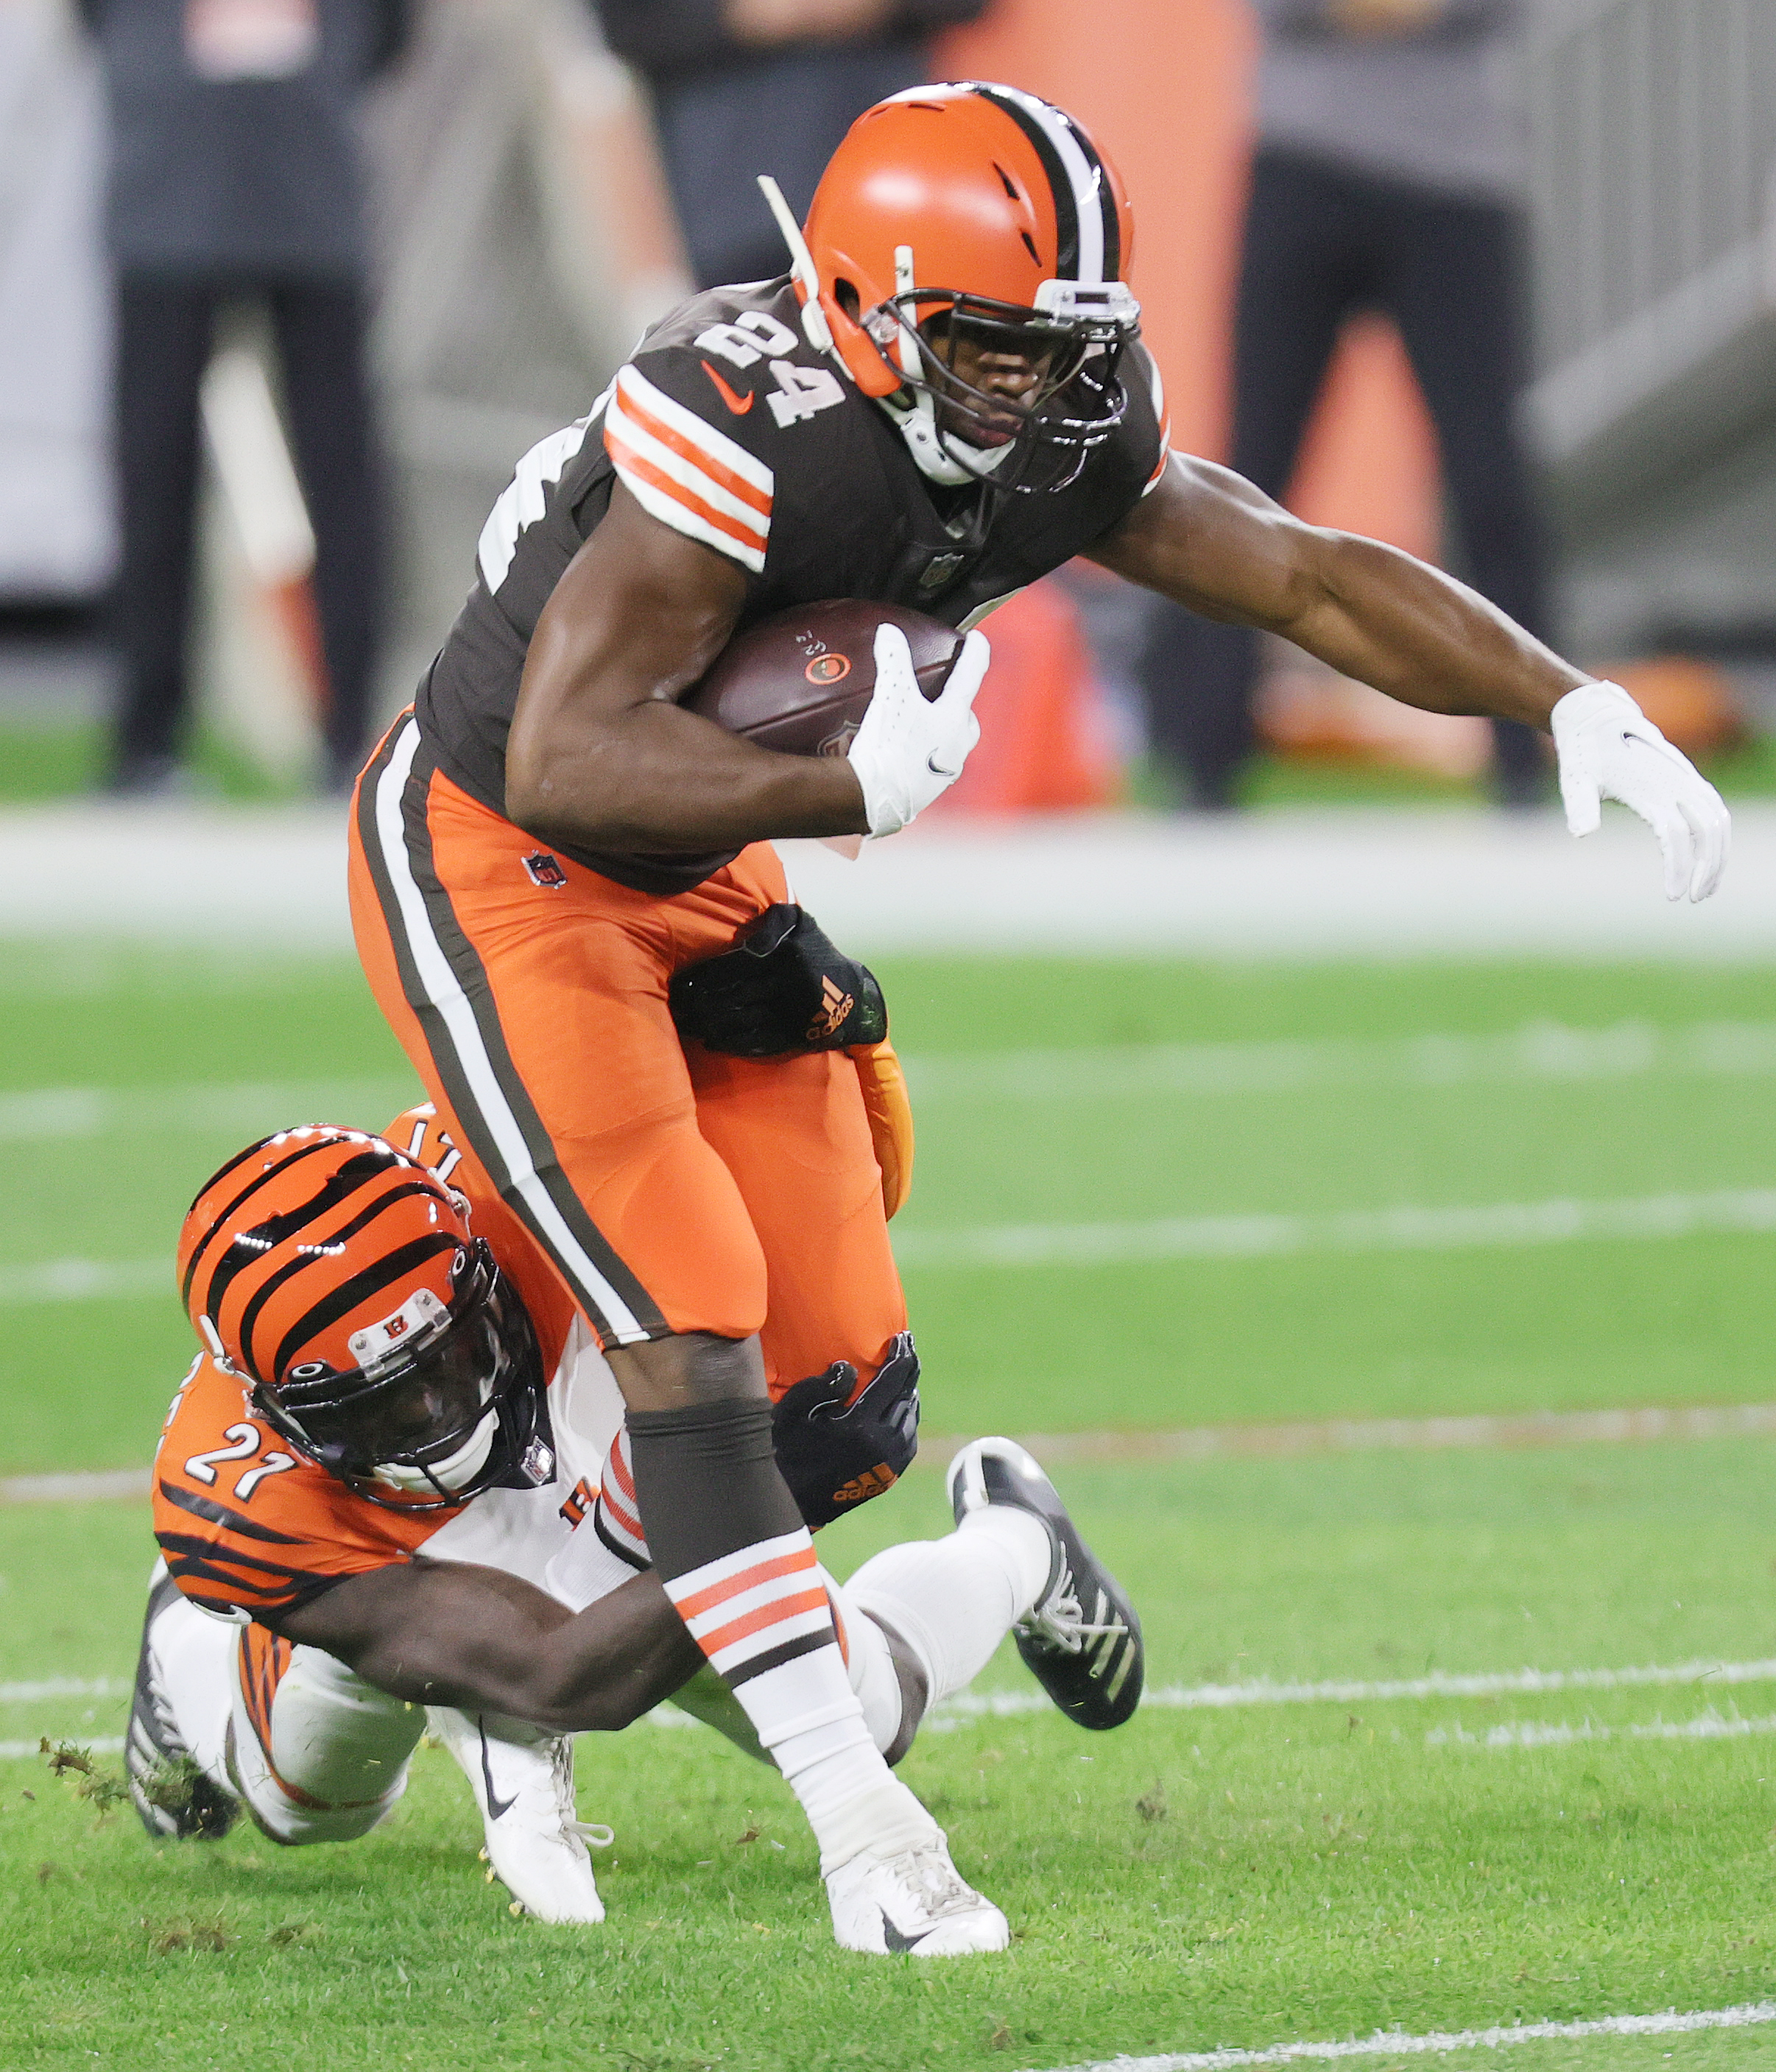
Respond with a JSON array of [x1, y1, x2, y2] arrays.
[[523, 852, 568, 890]]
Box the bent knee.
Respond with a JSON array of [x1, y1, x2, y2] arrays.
[[607, 1329, 767, 1413], [248, 1791, 404, 1847]]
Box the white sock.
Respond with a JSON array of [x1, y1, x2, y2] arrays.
[[844, 1504, 1052, 1708], [737, 1649, 937, 1874], [658, 1529, 938, 1873], [664, 1568, 914, 1766]]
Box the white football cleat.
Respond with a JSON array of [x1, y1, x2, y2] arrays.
[[826, 1831, 1009, 1956], [429, 1708, 610, 1924]]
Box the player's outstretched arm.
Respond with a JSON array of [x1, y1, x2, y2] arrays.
[[1090, 455, 1729, 901], [506, 484, 870, 852], [269, 1557, 705, 1736], [1093, 453, 1582, 726]]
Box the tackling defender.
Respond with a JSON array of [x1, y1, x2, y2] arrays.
[[344, 83, 1728, 1955], [136, 1116, 1139, 1947]]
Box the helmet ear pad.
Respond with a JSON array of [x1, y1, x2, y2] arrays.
[[813, 266, 903, 398], [823, 302, 903, 399]]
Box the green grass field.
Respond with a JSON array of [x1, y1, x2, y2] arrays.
[[5, 944, 1776, 2069]]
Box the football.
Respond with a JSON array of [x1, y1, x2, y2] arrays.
[[683, 599, 965, 758]]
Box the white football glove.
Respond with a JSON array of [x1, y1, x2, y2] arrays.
[[846, 624, 988, 839], [1551, 679, 1730, 903]]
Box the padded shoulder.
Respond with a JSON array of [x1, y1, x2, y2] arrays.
[[151, 1356, 442, 1620], [605, 278, 861, 576]]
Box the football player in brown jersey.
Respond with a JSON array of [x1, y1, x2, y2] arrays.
[[345, 82, 1727, 1953]]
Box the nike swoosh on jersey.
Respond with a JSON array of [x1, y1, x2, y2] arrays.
[[605, 364, 773, 574], [700, 359, 755, 415], [479, 1719, 519, 1820]]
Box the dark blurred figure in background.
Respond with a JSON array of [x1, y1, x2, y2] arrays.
[[82, 0, 408, 796], [597, 0, 987, 293], [1142, 0, 1547, 809]]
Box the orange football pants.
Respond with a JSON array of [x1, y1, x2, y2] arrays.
[[347, 713, 906, 1395]]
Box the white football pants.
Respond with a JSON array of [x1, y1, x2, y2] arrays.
[[149, 1592, 426, 1844]]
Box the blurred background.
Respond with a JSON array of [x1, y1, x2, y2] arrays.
[[6, 0, 1776, 1451], [7, 0, 1776, 811], [13, 20, 1776, 2042]]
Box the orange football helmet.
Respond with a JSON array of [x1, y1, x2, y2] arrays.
[[765, 82, 1141, 490], [178, 1126, 550, 1508]]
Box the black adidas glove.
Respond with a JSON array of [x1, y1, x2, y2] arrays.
[[771, 1333, 920, 1530], [669, 903, 887, 1058]]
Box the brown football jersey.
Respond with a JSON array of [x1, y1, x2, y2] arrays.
[[418, 275, 1169, 895]]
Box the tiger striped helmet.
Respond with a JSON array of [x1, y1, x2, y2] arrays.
[[792, 82, 1141, 490], [177, 1127, 549, 1508]]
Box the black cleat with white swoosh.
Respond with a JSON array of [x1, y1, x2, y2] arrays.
[[946, 1437, 1144, 1731]]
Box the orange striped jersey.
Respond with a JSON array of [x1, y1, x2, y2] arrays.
[[416, 274, 1167, 898], [152, 1105, 629, 1625], [152, 1330, 626, 1623], [153, 1352, 447, 1619]]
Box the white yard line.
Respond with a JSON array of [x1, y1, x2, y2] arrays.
[[0, 1259, 166, 1304], [926, 1658, 1776, 1728], [18, 803, 1776, 956], [16, 1186, 1772, 1316], [0, 1734, 124, 1761], [5, 1021, 1774, 1148], [920, 1401, 1776, 1467], [22, 1185, 1764, 1303], [1023, 1999, 1776, 2071], [0, 1076, 415, 1144], [12, 1400, 1776, 1506], [1428, 1708, 1776, 1751], [0, 1467, 152, 1501], [892, 1188, 1776, 1270], [906, 1019, 1776, 1103], [11, 1655, 1772, 1736], [0, 1677, 127, 1704]]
